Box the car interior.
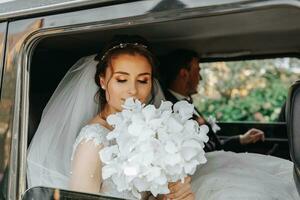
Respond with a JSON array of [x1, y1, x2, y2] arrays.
[[29, 5, 300, 160]]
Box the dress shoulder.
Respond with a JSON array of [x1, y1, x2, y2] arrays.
[[72, 124, 110, 159]]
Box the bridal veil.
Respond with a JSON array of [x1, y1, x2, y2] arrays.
[[27, 55, 99, 188], [27, 54, 165, 189]]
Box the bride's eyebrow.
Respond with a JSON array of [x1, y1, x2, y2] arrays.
[[113, 71, 129, 75], [137, 72, 151, 76], [113, 72, 151, 76]]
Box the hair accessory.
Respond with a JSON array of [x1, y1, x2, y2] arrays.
[[101, 42, 148, 61]]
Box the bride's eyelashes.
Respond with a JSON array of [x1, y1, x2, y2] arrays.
[[138, 80, 148, 84], [137, 78, 149, 84], [116, 79, 149, 84], [115, 77, 149, 84], [116, 79, 126, 83]]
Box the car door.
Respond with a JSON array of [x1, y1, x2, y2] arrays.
[[2, 1, 190, 199], [3, 0, 300, 199], [0, 21, 11, 200]]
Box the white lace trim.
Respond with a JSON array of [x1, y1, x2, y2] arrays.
[[71, 124, 109, 160], [70, 123, 144, 199]]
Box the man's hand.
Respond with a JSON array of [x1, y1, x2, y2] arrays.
[[159, 176, 195, 200], [239, 128, 265, 145], [196, 116, 206, 125]]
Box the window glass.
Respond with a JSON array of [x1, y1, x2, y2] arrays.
[[194, 58, 300, 122]]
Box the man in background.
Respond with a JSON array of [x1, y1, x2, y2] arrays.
[[160, 49, 264, 152]]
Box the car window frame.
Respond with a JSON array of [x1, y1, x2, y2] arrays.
[[4, 1, 300, 199], [0, 21, 9, 199], [0, 22, 7, 96]]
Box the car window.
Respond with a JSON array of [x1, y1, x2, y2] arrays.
[[22, 1, 300, 197], [194, 57, 300, 123]]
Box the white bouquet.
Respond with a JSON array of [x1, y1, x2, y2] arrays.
[[99, 98, 209, 199]]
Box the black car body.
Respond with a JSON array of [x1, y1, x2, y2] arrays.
[[0, 0, 300, 199]]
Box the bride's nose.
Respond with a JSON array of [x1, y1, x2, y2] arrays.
[[128, 81, 137, 95]]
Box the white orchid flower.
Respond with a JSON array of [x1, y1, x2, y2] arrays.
[[142, 104, 157, 121], [122, 97, 144, 111], [173, 100, 194, 121], [158, 100, 173, 112], [99, 145, 119, 164], [207, 115, 221, 133]]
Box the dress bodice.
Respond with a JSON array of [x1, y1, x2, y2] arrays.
[[72, 123, 136, 200]]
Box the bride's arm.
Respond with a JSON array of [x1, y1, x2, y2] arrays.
[[69, 140, 104, 193]]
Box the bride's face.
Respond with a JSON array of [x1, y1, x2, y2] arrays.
[[100, 53, 152, 113]]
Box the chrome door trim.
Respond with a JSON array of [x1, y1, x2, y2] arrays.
[[0, 21, 9, 199], [4, 0, 299, 199], [1, 0, 300, 22], [3, 19, 44, 200], [0, 0, 131, 22], [0, 22, 7, 93]]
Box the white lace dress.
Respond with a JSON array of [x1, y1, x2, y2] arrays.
[[191, 151, 299, 200], [72, 124, 299, 200], [71, 124, 136, 199]]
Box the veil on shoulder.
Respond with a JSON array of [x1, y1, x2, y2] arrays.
[[27, 55, 99, 188], [27, 54, 165, 189]]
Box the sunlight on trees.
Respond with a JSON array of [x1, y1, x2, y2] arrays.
[[194, 58, 300, 122]]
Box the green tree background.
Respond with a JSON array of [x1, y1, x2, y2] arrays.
[[194, 58, 300, 122]]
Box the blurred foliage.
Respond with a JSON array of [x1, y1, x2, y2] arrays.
[[194, 58, 300, 122]]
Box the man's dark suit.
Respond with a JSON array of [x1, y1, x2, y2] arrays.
[[164, 89, 243, 152]]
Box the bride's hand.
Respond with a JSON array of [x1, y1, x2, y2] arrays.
[[162, 176, 195, 200]]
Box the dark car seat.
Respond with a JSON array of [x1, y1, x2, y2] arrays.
[[286, 80, 300, 195], [28, 92, 52, 146]]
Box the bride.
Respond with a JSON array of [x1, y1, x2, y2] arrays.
[[27, 35, 299, 200], [28, 35, 194, 200]]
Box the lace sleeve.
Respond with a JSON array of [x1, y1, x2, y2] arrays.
[[69, 124, 109, 193]]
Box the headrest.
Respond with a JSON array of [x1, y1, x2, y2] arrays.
[[286, 80, 300, 166]]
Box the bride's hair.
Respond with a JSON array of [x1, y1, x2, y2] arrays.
[[94, 35, 158, 110]]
